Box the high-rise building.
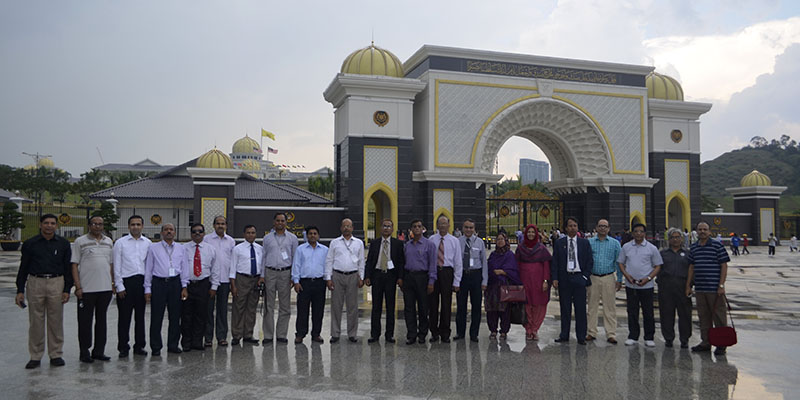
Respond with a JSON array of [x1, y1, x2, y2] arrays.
[[519, 158, 550, 185]]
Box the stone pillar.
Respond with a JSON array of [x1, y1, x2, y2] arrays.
[[10, 191, 24, 242]]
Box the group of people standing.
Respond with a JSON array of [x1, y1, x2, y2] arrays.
[[14, 211, 732, 370]]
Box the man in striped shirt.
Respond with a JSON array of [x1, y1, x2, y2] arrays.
[[686, 221, 731, 355]]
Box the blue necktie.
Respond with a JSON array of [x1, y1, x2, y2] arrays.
[[250, 244, 257, 276]]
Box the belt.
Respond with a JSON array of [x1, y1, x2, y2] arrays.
[[409, 270, 428, 275], [334, 270, 357, 275], [300, 277, 324, 281], [266, 266, 291, 272], [237, 272, 257, 278], [567, 271, 582, 275], [30, 273, 62, 278], [464, 268, 482, 274], [189, 277, 209, 284], [153, 276, 179, 281], [592, 272, 614, 277], [375, 268, 395, 274], [437, 265, 453, 269]]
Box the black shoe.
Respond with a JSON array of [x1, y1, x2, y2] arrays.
[[555, 337, 569, 343], [311, 336, 324, 344], [50, 357, 65, 367], [441, 337, 450, 343], [167, 348, 182, 354], [665, 341, 673, 348], [243, 338, 259, 344], [25, 360, 41, 369], [295, 337, 304, 344], [151, 350, 161, 356], [262, 339, 273, 345], [231, 338, 240, 345], [276, 338, 288, 344], [714, 347, 727, 355], [204, 341, 213, 347], [330, 337, 340, 343], [182, 347, 192, 353], [386, 337, 396, 343], [406, 339, 416, 345], [133, 349, 148, 356], [418, 337, 426, 344], [578, 340, 587, 345], [691, 344, 711, 352], [191, 346, 205, 351], [680, 342, 689, 349], [470, 337, 479, 343], [92, 354, 111, 361], [368, 337, 379, 343], [453, 335, 465, 341], [119, 351, 129, 358], [80, 355, 94, 364], [429, 336, 439, 343], [348, 337, 358, 343]]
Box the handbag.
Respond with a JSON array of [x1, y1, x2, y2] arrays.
[[499, 284, 527, 303], [708, 295, 737, 347], [509, 302, 528, 325]]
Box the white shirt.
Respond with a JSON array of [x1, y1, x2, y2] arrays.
[[112, 234, 152, 292], [566, 236, 581, 272], [229, 241, 264, 279], [203, 233, 235, 283], [434, 232, 463, 287], [324, 235, 365, 280], [184, 241, 221, 290]]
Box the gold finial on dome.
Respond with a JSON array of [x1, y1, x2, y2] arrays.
[[740, 170, 771, 187], [341, 43, 404, 77], [197, 148, 234, 169], [646, 71, 684, 101]]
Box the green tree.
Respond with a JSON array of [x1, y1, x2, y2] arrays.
[[92, 202, 119, 234], [18, 166, 72, 204], [0, 202, 25, 240]]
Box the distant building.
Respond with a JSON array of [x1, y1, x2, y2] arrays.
[[94, 158, 175, 174], [519, 159, 549, 185]]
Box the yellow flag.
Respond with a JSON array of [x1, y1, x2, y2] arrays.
[[261, 128, 275, 140]]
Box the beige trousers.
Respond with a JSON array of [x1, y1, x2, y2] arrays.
[[587, 273, 618, 339], [330, 271, 359, 338], [231, 273, 259, 340], [695, 292, 727, 346], [26, 276, 65, 360], [262, 268, 292, 340]]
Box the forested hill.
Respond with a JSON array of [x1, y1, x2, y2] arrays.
[[700, 135, 800, 197]]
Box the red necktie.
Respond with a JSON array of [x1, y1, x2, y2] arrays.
[[193, 244, 202, 277]]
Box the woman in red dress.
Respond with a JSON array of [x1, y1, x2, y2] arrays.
[[515, 224, 552, 341]]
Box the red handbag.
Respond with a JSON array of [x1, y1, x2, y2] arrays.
[[708, 295, 737, 347], [499, 276, 527, 303]]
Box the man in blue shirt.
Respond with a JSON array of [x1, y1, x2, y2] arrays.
[[587, 219, 622, 344], [292, 226, 329, 344], [686, 221, 730, 355]]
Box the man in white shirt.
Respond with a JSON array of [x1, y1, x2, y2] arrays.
[[261, 212, 299, 345], [113, 215, 151, 357], [428, 215, 463, 343], [203, 216, 235, 347], [325, 218, 365, 343], [229, 225, 264, 345], [181, 223, 219, 351]]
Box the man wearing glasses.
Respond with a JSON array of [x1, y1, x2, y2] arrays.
[[181, 223, 219, 351], [586, 219, 622, 344], [658, 228, 692, 348]]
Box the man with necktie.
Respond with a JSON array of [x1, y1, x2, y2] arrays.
[[551, 217, 594, 345], [455, 219, 487, 343], [403, 219, 437, 345], [181, 223, 219, 351], [292, 226, 329, 344], [203, 216, 235, 347], [428, 215, 462, 343], [114, 215, 151, 357], [365, 218, 405, 344], [229, 225, 264, 345], [144, 223, 189, 355], [325, 218, 365, 343]]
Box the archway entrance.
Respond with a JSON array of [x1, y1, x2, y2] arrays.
[[365, 189, 393, 241], [666, 194, 690, 231]]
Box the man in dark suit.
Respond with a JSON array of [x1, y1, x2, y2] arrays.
[[551, 217, 594, 344], [365, 218, 405, 343]]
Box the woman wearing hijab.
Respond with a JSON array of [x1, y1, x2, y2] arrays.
[[484, 232, 522, 340], [516, 224, 553, 341]]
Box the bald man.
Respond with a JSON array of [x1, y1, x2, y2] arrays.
[[325, 219, 365, 343]]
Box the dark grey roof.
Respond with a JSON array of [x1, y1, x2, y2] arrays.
[[1, 188, 31, 202], [94, 163, 174, 173]]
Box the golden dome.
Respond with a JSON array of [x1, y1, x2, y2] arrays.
[[646, 72, 684, 101], [232, 135, 261, 154], [196, 149, 233, 169], [341, 43, 404, 77], [37, 158, 54, 168], [740, 170, 771, 187], [23, 164, 37, 170]]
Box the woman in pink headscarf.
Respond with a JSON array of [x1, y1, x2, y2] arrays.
[[515, 224, 552, 340]]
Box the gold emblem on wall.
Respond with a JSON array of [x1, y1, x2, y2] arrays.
[[539, 206, 551, 218], [670, 129, 683, 143], [784, 220, 792, 230], [713, 217, 722, 226], [373, 111, 389, 127], [151, 214, 162, 225], [499, 206, 510, 217], [58, 213, 71, 224], [286, 211, 295, 223]]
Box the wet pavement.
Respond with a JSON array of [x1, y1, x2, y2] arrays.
[[0, 246, 798, 399]]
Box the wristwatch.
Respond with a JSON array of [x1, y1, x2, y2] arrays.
[[719, 284, 725, 288], [646, 276, 652, 281]]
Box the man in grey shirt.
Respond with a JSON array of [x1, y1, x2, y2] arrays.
[[658, 228, 692, 348], [618, 223, 663, 347], [455, 219, 487, 342], [261, 212, 299, 344]]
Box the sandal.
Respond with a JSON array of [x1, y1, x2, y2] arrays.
[[490, 332, 497, 340], [526, 333, 535, 341], [499, 333, 507, 340], [532, 333, 539, 341], [218, 340, 228, 347]]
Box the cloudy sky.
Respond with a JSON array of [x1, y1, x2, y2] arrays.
[[1, 0, 799, 180]]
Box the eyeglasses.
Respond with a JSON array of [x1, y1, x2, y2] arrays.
[[191, 230, 204, 234], [90, 222, 104, 226], [382, 225, 393, 228]]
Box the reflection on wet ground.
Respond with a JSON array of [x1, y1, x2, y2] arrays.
[[0, 248, 798, 399]]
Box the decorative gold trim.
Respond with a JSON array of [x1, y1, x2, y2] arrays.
[[629, 193, 647, 226], [665, 190, 691, 231], [363, 145, 399, 245], [432, 188, 454, 234], [200, 197, 227, 230]]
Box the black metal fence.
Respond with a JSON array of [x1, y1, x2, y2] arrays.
[[21, 203, 94, 241]]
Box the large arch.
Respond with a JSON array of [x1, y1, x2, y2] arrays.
[[363, 183, 398, 245], [666, 190, 691, 231], [475, 97, 613, 182]]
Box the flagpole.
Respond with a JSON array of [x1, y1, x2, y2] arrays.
[[261, 130, 267, 163]]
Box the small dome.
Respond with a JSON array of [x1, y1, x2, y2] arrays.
[[341, 43, 404, 77], [37, 158, 54, 168], [23, 164, 37, 170], [238, 159, 261, 171], [740, 170, 771, 187], [646, 72, 684, 101], [196, 149, 233, 169], [232, 135, 261, 154]]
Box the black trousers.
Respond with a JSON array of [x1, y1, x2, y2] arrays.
[[429, 266, 454, 339], [769, 245, 775, 255], [403, 271, 430, 340], [206, 282, 230, 343], [558, 273, 587, 341], [296, 278, 325, 338], [626, 287, 655, 341], [117, 274, 146, 353], [658, 276, 692, 344], [77, 291, 112, 357], [150, 277, 182, 352], [456, 270, 483, 339], [181, 278, 210, 349], [370, 269, 398, 339]]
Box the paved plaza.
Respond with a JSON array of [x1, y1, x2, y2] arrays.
[[1, 247, 798, 399]]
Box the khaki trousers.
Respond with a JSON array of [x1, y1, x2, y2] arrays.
[[587, 273, 618, 339], [26, 276, 65, 360], [330, 271, 359, 338], [231, 273, 259, 340], [695, 292, 727, 346], [262, 268, 292, 340]]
